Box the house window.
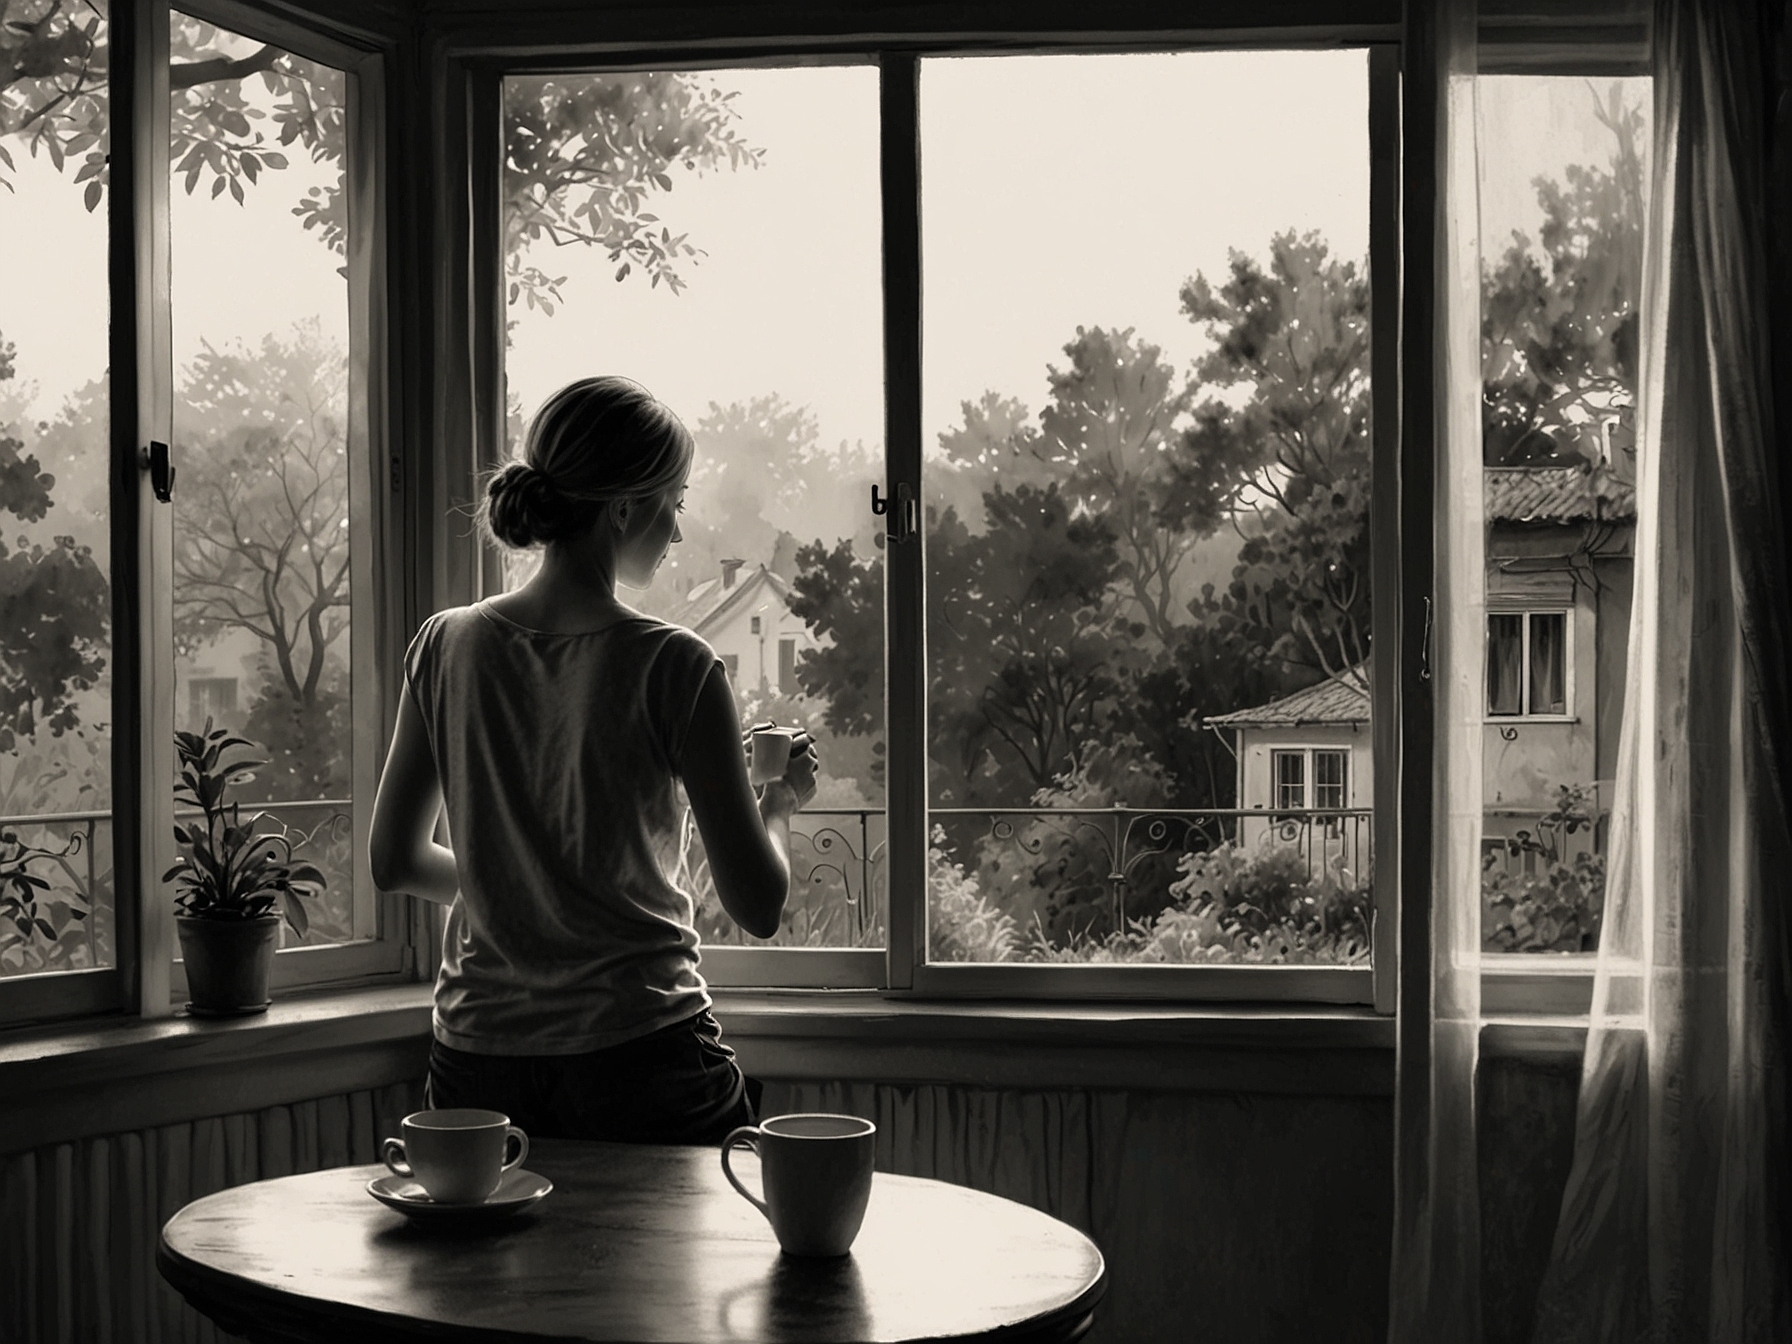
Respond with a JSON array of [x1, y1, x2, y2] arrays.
[[1273, 751, 1308, 811], [0, 3, 401, 1024], [485, 40, 1389, 998], [1270, 749, 1349, 810], [1314, 751, 1348, 810], [721, 653, 741, 680], [1487, 610, 1568, 717], [186, 678, 238, 728], [749, 615, 762, 635]]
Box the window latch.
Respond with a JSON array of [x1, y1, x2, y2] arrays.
[[142, 441, 175, 504], [871, 483, 917, 544]]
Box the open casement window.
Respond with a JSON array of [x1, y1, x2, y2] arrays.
[[476, 39, 1397, 1003], [0, 0, 404, 1028], [1475, 50, 1650, 1011]]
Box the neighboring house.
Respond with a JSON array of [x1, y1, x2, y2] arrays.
[[1204, 674, 1372, 875], [666, 558, 818, 698], [177, 626, 262, 734], [1207, 460, 1636, 863]]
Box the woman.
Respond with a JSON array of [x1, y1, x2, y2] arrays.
[[369, 375, 818, 1145]]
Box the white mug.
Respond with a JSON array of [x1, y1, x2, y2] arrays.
[[749, 726, 800, 786], [722, 1113, 876, 1256], [381, 1108, 528, 1204]]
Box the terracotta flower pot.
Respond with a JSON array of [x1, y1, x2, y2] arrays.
[[176, 914, 281, 1017]]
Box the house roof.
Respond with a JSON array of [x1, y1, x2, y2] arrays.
[[1204, 674, 1371, 730], [667, 564, 793, 638], [1485, 465, 1636, 524]]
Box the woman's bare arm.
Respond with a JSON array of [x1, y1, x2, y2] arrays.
[[368, 684, 460, 906], [680, 664, 815, 939]]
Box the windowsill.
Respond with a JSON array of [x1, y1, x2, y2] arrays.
[[2, 980, 1591, 1154]]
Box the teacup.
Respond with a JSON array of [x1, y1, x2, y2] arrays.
[[722, 1113, 876, 1256], [749, 726, 800, 786], [381, 1108, 528, 1205]]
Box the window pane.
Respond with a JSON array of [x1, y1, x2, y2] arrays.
[[1528, 612, 1566, 715], [1314, 751, 1347, 810], [921, 50, 1373, 966], [502, 67, 886, 952], [1479, 76, 1648, 955], [169, 15, 358, 947], [1273, 752, 1307, 812], [0, 0, 114, 980], [1487, 613, 1524, 715]]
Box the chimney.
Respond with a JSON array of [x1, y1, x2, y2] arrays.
[[720, 558, 745, 590]]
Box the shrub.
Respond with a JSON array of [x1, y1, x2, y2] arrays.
[[1481, 783, 1606, 953], [929, 825, 1021, 963]]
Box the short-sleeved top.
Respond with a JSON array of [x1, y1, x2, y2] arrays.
[[403, 602, 723, 1054]]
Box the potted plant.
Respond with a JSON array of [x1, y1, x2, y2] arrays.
[[165, 720, 326, 1016]]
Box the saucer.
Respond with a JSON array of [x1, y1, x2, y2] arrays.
[[366, 1168, 553, 1225]]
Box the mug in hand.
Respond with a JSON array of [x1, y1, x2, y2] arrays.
[[749, 726, 800, 786], [722, 1113, 876, 1256], [381, 1108, 528, 1205]]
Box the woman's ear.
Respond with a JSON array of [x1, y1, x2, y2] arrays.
[[607, 498, 631, 533]]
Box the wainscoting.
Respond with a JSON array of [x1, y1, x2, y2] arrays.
[[1, 1082, 423, 1344], [1, 995, 1582, 1344]]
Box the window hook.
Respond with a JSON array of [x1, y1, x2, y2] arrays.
[[142, 441, 175, 504]]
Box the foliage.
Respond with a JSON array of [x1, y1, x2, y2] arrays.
[[170, 323, 350, 710], [238, 673, 350, 804], [163, 720, 325, 934], [928, 825, 1020, 963], [1179, 230, 1374, 690], [3, 7, 761, 307], [1482, 82, 1645, 467], [0, 330, 108, 752], [0, 824, 84, 953], [1481, 782, 1606, 953]]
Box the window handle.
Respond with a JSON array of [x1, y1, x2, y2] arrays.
[[872, 483, 917, 544], [142, 441, 175, 504]]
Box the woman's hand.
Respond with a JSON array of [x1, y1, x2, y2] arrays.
[[743, 721, 819, 815]]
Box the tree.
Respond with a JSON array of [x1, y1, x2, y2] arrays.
[[1179, 229, 1374, 691], [0, 331, 108, 753], [639, 395, 880, 619], [1036, 327, 1201, 646], [170, 322, 350, 725], [2, 4, 761, 308], [1481, 81, 1646, 467]]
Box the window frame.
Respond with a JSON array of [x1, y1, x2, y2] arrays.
[[1485, 606, 1573, 720], [463, 36, 1395, 1006], [1473, 46, 1649, 1020], [0, 0, 412, 1031]]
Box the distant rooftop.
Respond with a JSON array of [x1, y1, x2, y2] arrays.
[[1205, 675, 1370, 730], [1485, 464, 1636, 524]]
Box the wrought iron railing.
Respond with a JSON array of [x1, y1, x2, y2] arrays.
[[0, 799, 354, 971]]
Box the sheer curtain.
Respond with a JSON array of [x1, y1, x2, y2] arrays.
[[1387, 0, 1483, 1337], [1529, 0, 1792, 1337]]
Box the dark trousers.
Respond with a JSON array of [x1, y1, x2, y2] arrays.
[[425, 1009, 761, 1145]]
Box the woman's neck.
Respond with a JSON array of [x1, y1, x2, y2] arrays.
[[487, 541, 641, 633]]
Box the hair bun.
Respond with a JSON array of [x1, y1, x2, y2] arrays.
[[483, 460, 575, 548]]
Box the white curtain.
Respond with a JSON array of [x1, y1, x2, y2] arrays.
[[1530, 0, 1792, 1338], [1387, 0, 1484, 1337]]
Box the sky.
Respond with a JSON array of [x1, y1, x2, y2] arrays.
[[0, 59, 1646, 448]]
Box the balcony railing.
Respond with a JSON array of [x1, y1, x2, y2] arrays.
[[0, 799, 353, 977]]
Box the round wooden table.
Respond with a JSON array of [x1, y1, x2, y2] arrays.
[[157, 1137, 1107, 1343]]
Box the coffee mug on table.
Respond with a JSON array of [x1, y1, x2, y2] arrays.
[[721, 1113, 876, 1256], [748, 726, 800, 786], [381, 1108, 528, 1205]]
